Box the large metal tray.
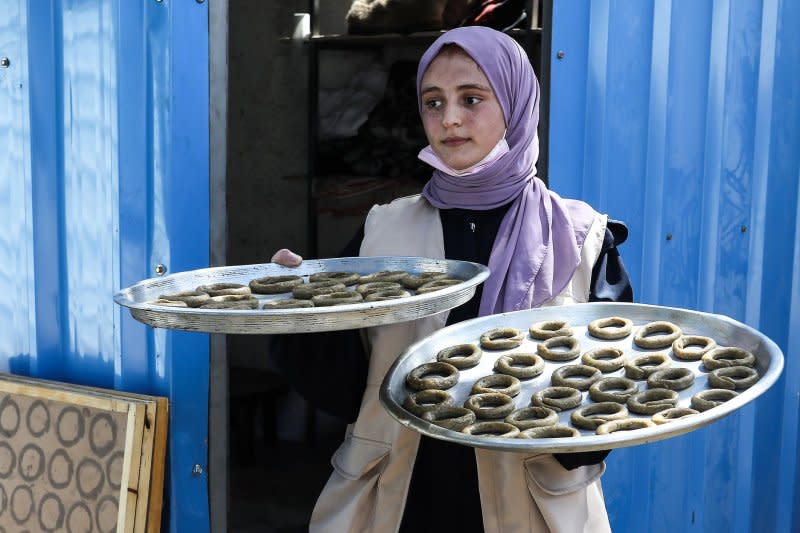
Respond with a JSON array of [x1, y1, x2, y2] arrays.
[[379, 302, 784, 453], [113, 257, 489, 334]]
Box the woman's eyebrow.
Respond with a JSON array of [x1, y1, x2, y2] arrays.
[[421, 83, 492, 95], [457, 83, 492, 92]]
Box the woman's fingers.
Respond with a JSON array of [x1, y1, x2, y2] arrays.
[[271, 248, 303, 267]]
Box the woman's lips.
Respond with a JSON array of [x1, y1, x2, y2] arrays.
[[442, 137, 468, 147]]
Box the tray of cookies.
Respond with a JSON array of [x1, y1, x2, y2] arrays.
[[379, 302, 783, 453], [113, 256, 490, 334]]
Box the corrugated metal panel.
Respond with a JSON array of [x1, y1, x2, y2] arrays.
[[0, 1, 210, 531], [551, 0, 799, 531]]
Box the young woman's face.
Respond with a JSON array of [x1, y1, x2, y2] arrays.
[[419, 47, 506, 171]]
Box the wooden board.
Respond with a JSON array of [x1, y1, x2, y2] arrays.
[[0, 373, 168, 532]]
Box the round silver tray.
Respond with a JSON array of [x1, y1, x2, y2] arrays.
[[113, 257, 490, 334], [379, 302, 784, 453]]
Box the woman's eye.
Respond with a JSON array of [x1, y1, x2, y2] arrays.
[[465, 96, 483, 105], [425, 99, 442, 110]]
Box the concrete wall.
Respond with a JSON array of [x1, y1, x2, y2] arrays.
[[227, 0, 313, 266]]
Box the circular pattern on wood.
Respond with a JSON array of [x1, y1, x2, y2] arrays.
[[0, 397, 20, 438], [56, 407, 85, 448], [95, 495, 119, 533], [66, 501, 93, 533], [38, 492, 65, 531]]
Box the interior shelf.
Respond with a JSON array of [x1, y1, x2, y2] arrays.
[[281, 28, 541, 47]]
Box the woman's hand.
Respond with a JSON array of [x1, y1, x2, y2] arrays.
[[271, 248, 303, 267]]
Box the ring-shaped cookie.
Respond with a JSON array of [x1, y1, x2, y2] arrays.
[[358, 270, 408, 283], [519, 425, 580, 439], [528, 320, 572, 340], [652, 407, 699, 425], [537, 336, 580, 362], [646, 367, 695, 391], [634, 321, 683, 349], [309, 271, 360, 285], [201, 298, 259, 310], [157, 290, 210, 307], [480, 327, 525, 350], [707, 366, 759, 390], [463, 393, 515, 419], [436, 344, 482, 370], [691, 389, 738, 412], [292, 280, 346, 299], [364, 289, 411, 302], [587, 316, 633, 340], [261, 298, 314, 309], [627, 389, 679, 414], [471, 374, 521, 397], [462, 421, 520, 438], [406, 362, 459, 391], [493, 353, 545, 379], [530, 387, 582, 412], [151, 299, 188, 307], [505, 406, 559, 430], [402, 389, 454, 416], [570, 402, 629, 430], [422, 406, 476, 431], [416, 279, 461, 294], [588, 377, 639, 403], [248, 275, 304, 294], [200, 294, 259, 310], [551, 364, 602, 391], [355, 281, 402, 297], [400, 272, 448, 289], [702, 347, 756, 370], [581, 347, 626, 373], [206, 294, 253, 304], [672, 335, 717, 361], [196, 283, 252, 297], [624, 353, 671, 380], [311, 291, 364, 307], [596, 418, 656, 435]]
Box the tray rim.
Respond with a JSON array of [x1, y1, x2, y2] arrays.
[[379, 301, 785, 453], [113, 256, 490, 333]]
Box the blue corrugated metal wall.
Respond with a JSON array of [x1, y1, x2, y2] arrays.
[[0, 1, 210, 531], [550, 1, 799, 531]]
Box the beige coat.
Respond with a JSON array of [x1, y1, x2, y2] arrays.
[[310, 195, 612, 533]]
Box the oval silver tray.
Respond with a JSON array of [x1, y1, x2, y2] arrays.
[[379, 302, 784, 453], [113, 257, 490, 334]]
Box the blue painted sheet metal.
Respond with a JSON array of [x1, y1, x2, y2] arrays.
[[551, 1, 799, 531], [0, 1, 34, 375], [0, 1, 210, 531]]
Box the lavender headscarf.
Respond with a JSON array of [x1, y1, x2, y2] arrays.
[[416, 26, 597, 315]]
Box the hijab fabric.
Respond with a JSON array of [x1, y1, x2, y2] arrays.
[[416, 26, 597, 315]]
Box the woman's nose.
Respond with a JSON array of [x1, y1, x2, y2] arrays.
[[442, 105, 462, 128]]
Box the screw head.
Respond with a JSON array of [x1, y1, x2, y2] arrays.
[[155, 264, 166, 275], [192, 464, 203, 476], [666, 233, 673, 241], [741, 225, 748, 233], [556, 50, 566, 60], [0, 58, 10, 68]]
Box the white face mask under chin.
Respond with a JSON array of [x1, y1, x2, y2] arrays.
[[418, 135, 510, 177]]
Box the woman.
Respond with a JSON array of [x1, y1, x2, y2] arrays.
[[272, 26, 632, 532]]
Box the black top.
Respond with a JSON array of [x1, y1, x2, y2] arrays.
[[270, 202, 633, 532]]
